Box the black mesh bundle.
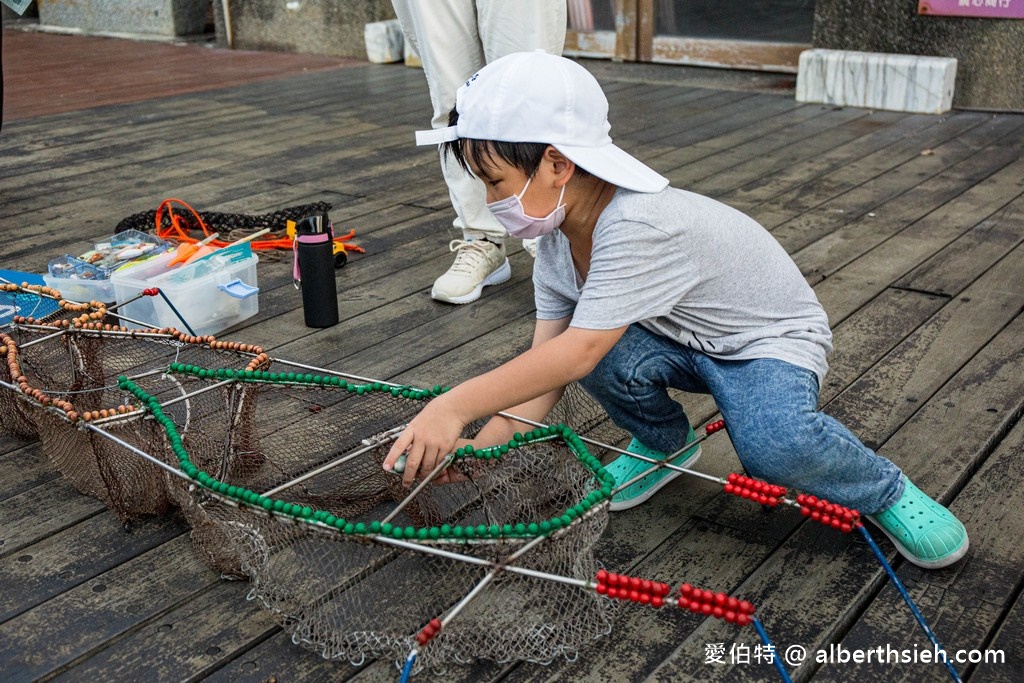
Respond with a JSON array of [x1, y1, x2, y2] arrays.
[[115, 202, 333, 236]]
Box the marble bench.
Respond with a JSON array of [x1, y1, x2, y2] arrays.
[[796, 49, 957, 114]]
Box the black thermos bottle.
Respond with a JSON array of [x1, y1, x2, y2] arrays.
[[294, 212, 339, 328]]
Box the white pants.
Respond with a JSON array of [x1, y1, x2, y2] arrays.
[[392, 0, 567, 242]]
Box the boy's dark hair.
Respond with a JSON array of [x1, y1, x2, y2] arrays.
[[441, 107, 590, 181]]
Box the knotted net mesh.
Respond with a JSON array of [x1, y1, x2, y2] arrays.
[[117, 369, 617, 673], [0, 285, 270, 522], [2, 285, 633, 674]]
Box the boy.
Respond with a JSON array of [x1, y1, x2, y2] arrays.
[[385, 51, 968, 569]]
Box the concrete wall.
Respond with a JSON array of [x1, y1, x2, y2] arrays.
[[814, 0, 1024, 111], [213, 0, 396, 59], [36, 0, 207, 37]]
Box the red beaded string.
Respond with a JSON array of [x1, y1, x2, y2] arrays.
[[723, 473, 787, 507], [676, 583, 756, 625], [704, 419, 726, 435], [796, 494, 862, 533], [415, 618, 443, 646], [594, 569, 671, 607]]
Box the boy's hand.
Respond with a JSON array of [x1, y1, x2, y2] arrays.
[[383, 401, 465, 488]]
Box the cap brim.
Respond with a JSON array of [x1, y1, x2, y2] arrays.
[[555, 142, 668, 193]]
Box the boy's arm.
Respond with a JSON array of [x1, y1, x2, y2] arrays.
[[468, 317, 571, 448], [384, 319, 627, 487]]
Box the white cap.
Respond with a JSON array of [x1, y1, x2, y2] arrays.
[[415, 51, 669, 194]]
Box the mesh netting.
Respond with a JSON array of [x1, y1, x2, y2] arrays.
[[116, 369, 615, 672], [0, 284, 631, 673]]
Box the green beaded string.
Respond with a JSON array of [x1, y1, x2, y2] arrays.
[[118, 370, 613, 541], [165, 362, 448, 401]]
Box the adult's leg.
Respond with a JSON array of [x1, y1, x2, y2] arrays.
[[392, 0, 505, 242], [391, 1, 510, 303]]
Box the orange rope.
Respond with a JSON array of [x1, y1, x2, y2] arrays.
[[153, 198, 364, 254]]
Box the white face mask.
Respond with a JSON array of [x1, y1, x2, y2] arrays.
[[486, 177, 566, 239]]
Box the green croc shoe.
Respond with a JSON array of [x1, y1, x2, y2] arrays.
[[868, 476, 969, 569], [607, 428, 701, 512]]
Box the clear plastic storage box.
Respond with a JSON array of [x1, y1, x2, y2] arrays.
[[111, 244, 259, 336], [44, 230, 172, 304]]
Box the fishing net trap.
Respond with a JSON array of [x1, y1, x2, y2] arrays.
[[0, 283, 966, 682]]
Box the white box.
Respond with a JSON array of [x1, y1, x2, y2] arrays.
[[111, 245, 260, 337]]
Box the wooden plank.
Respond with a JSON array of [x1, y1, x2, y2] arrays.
[[0, 72, 687, 222], [48, 581, 277, 683], [0, 536, 219, 682], [623, 90, 775, 150], [716, 112, 945, 211], [820, 289, 948, 404], [825, 243, 1024, 445], [1, 73, 430, 213], [973, 593, 1024, 682], [764, 115, 1024, 253], [1, 70, 421, 178], [827, 417, 1024, 683], [0, 481, 105, 560], [0, 62, 421, 146], [793, 146, 1024, 284], [813, 158, 1024, 325], [238, 238, 530, 354], [7, 168, 437, 274], [282, 276, 539, 379], [895, 186, 1024, 297], [819, 315, 1024, 679], [657, 104, 866, 186], [603, 82, 713, 140], [629, 89, 804, 162], [201, 628, 356, 683], [1, 116, 409, 224], [690, 110, 907, 200], [0, 441, 59, 502], [0, 512, 185, 623], [494, 520, 801, 683]]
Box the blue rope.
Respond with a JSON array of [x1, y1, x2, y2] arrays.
[[155, 289, 197, 336], [752, 616, 793, 683], [857, 524, 961, 682], [398, 651, 416, 683]]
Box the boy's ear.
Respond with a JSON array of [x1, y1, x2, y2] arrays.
[[543, 145, 575, 185]]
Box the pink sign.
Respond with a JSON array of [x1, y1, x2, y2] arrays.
[[919, 0, 1024, 18]]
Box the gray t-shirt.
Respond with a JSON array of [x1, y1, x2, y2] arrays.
[[534, 187, 833, 384]]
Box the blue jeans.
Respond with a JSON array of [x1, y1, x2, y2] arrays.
[[578, 325, 904, 515]]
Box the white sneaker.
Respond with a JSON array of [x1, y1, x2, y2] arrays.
[[431, 239, 511, 304], [522, 238, 539, 258]]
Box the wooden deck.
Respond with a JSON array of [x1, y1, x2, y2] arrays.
[[2, 28, 1024, 683]]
